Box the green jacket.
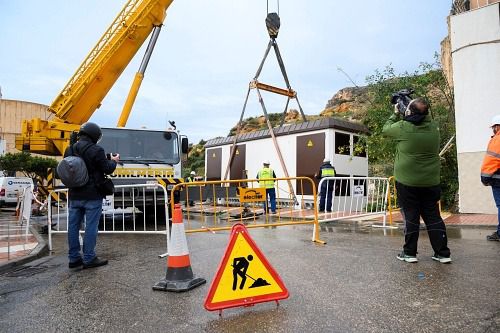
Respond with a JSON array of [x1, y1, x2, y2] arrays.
[[382, 114, 441, 187]]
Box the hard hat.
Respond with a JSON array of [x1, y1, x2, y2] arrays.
[[263, 160, 270, 165], [323, 158, 330, 163], [490, 115, 500, 127], [190, 171, 196, 175]]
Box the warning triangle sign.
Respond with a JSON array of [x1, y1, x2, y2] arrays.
[[204, 223, 289, 311]]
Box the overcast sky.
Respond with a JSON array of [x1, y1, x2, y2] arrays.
[[0, 0, 452, 143]]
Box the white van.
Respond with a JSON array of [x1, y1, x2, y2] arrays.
[[0, 177, 34, 206]]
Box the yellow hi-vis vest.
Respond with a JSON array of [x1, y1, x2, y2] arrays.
[[258, 167, 275, 188], [321, 167, 335, 177]]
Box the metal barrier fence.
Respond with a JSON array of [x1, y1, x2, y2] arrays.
[[317, 176, 391, 226], [171, 177, 324, 244], [1, 186, 37, 261], [48, 184, 169, 250]]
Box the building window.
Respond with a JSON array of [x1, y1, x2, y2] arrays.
[[335, 132, 350, 155], [353, 135, 367, 157]]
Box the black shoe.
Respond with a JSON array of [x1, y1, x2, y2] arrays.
[[83, 257, 108, 269], [68, 258, 83, 268], [486, 232, 500, 241]]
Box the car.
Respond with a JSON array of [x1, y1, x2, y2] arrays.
[[0, 177, 34, 207]]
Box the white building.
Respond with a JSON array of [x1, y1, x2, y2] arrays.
[[450, 2, 500, 213], [204, 117, 369, 201]]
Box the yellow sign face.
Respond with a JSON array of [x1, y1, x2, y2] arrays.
[[204, 224, 288, 311], [238, 187, 266, 202], [307, 139, 314, 147], [211, 233, 283, 303]]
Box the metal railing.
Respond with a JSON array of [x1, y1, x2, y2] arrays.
[[1, 186, 38, 262], [171, 177, 324, 244], [48, 183, 169, 250], [317, 176, 391, 226]]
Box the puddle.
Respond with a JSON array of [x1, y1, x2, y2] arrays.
[[319, 221, 494, 240]]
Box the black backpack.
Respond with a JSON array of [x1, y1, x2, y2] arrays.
[[56, 143, 92, 188]]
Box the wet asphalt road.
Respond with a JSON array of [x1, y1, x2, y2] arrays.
[[0, 221, 499, 333]]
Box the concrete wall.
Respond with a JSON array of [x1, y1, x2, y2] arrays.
[[451, 3, 500, 213], [0, 99, 51, 153]]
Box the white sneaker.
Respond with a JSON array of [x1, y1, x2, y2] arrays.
[[397, 252, 418, 263], [432, 254, 452, 264]]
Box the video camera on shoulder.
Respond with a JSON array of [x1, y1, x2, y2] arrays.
[[391, 89, 414, 115]]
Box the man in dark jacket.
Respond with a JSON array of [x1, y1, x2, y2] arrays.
[[315, 158, 336, 212], [65, 122, 119, 269], [383, 97, 451, 264]]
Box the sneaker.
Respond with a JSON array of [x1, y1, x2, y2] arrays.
[[397, 252, 418, 263], [83, 257, 108, 269], [68, 258, 83, 268], [432, 254, 452, 264], [486, 232, 500, 241]]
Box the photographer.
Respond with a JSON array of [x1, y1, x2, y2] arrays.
[[382, 95, 451, 264], [65, 122, 120, 269]]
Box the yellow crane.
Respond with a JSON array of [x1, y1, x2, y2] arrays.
[[16, 0, 174, 156]]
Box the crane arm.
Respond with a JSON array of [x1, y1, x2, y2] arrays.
[[16, 0, 174, 155]]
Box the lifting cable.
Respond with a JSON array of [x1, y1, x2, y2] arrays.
[[266, 0, 279, 15]]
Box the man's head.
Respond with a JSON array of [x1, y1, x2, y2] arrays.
[[263, 160, 270, 166], [490, 115, 500, 134], [190, 171, 196, 176], [79, 122, 102, 144], [323, 158, 330, 164], [406, 97, 429, 116]]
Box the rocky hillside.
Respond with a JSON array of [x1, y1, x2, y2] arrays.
[[226, 86, 371, 136], [320, 86, 371, 121]]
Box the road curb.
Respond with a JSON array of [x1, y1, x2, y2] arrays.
[[0, 224, 49, 275]]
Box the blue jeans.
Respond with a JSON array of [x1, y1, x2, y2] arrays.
[[68, 199, 103, 264], [492, 186, 500, 235], [264, 188, 276, 213]]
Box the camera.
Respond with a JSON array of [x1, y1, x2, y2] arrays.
[[391, 89, 414, 115], [106, 153, 117, 160]]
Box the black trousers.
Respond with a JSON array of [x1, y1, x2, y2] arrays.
[[396, 182, 451, 257], [319, 182, 334, 212]]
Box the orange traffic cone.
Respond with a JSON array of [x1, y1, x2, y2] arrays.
[[153, 203, 206, 292]]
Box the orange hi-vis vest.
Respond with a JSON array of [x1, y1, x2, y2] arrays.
[[481, 131, 500, 186]]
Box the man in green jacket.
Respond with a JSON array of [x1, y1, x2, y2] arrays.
[[382, 97, 451, 264]]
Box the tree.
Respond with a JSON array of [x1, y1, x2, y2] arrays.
[[0, 152, 58, 179], [362, 57, 458, 209]]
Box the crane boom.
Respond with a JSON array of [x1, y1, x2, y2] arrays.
[[16, 0, 174, 155]]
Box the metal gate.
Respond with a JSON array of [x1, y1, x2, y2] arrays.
[[172, 177, 324, 244], [47, 184, 169, 250], [317, 176, 390, 225]]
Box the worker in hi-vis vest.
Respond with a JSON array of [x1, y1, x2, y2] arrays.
[[186, 171, 196, 206], [315, 158, 336, 212], [256, 160, 277, 214]]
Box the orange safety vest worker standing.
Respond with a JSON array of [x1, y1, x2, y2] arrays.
[[480, 115, 500, 241]]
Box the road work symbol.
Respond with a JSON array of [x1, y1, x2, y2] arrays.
[[232, 255, 272, 290], [232, 255, 253, 290], [204, 223, 288, 312], [307, 139, 313, 147]]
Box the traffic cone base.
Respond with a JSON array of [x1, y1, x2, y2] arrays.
[[153, 203, 206, 292]]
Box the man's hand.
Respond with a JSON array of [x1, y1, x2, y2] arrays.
[[394, 104, 400, 115], [110, 153, 120, 162]]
